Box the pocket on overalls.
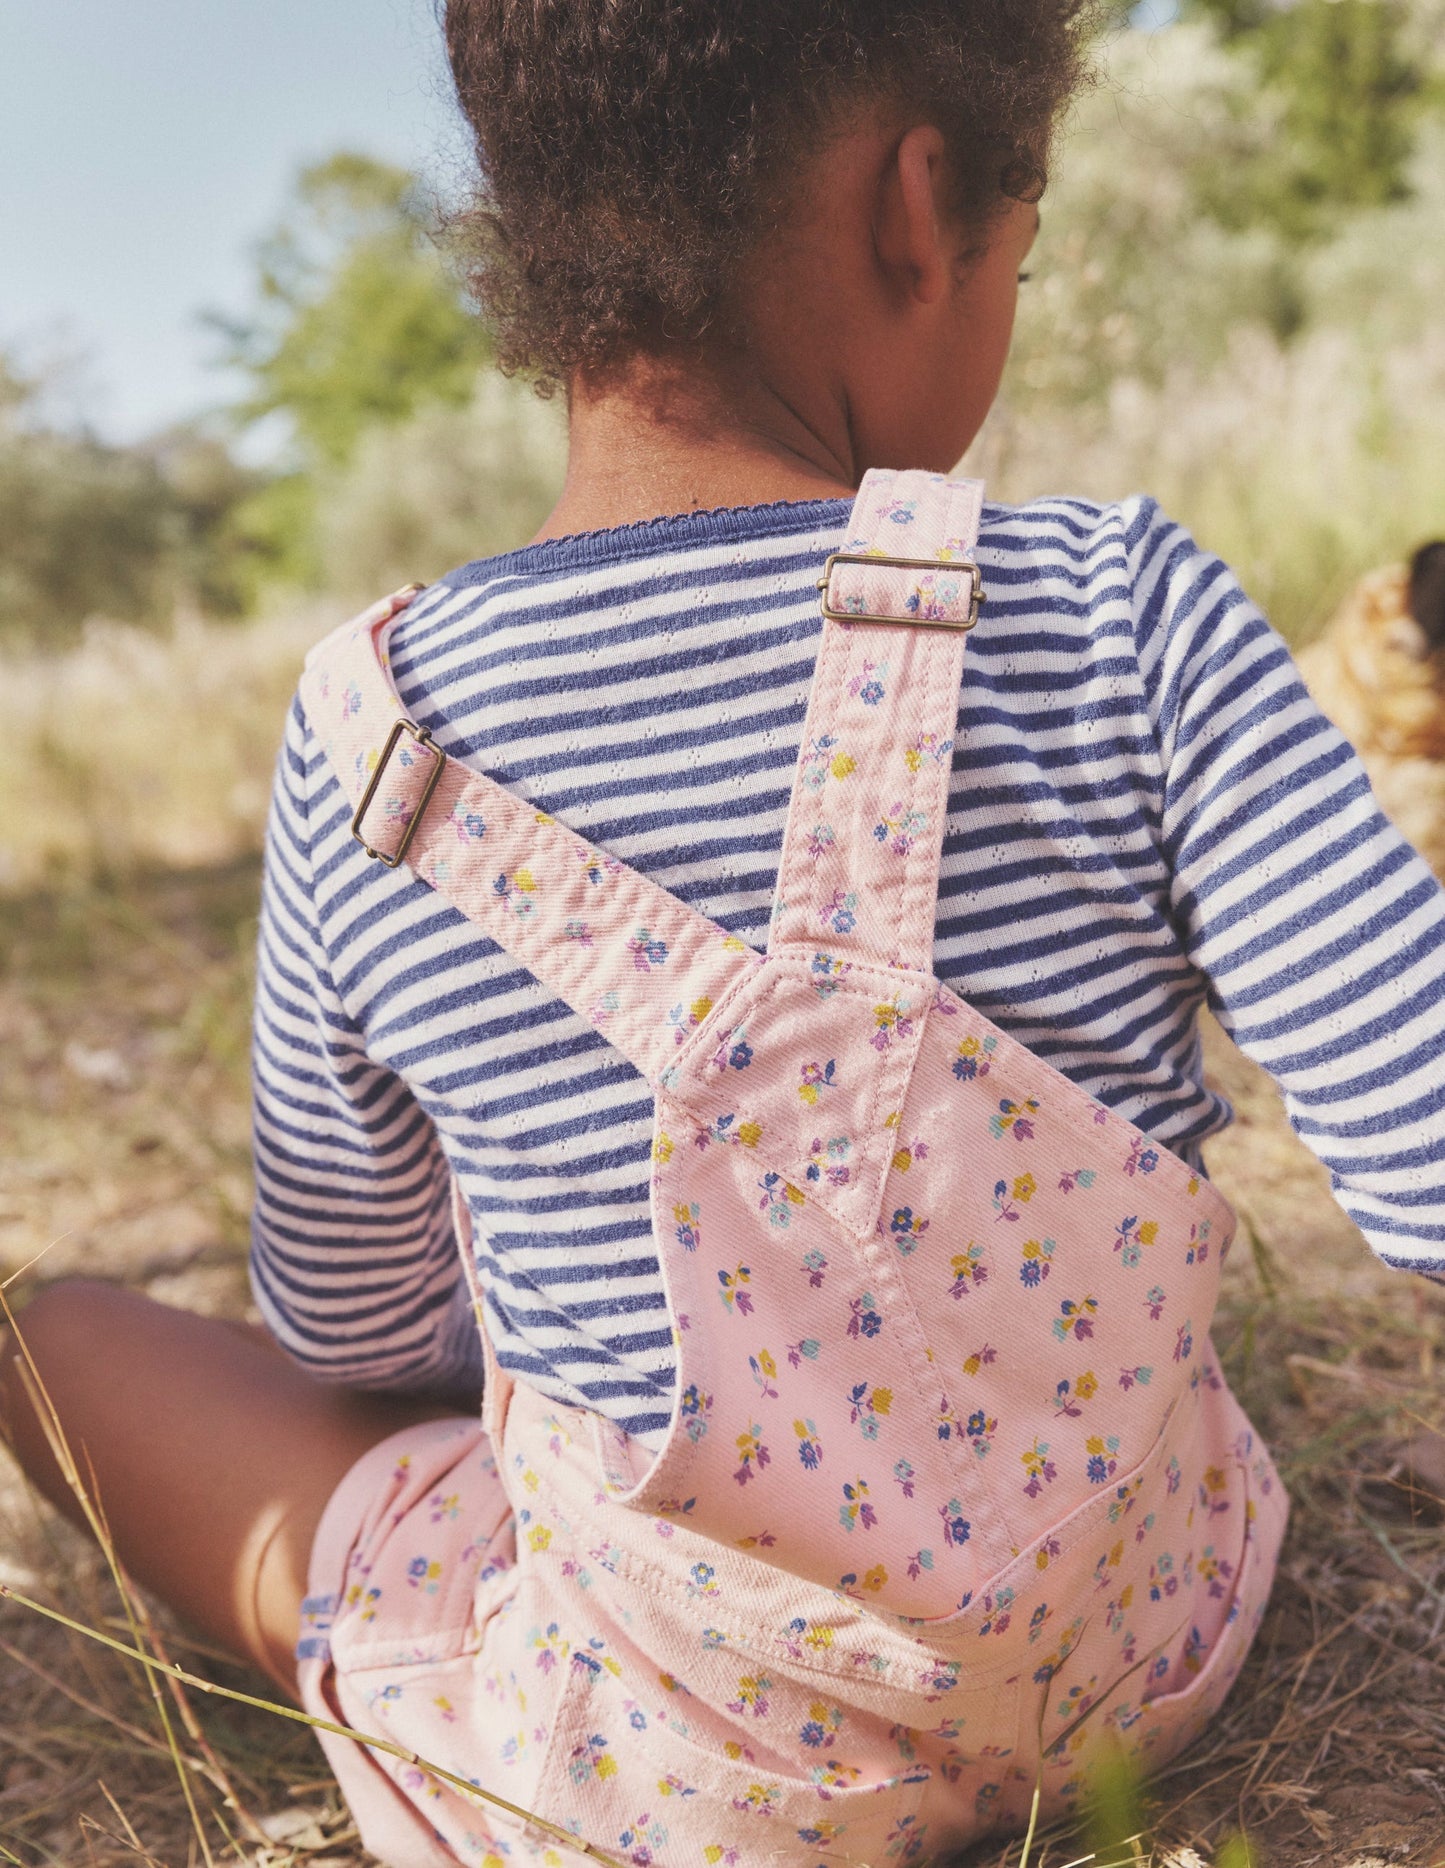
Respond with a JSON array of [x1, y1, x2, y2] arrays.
[[529, 1636, 933, 1868], [1027, 1448, 1280, 1795]]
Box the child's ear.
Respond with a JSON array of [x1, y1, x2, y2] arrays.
[[873, 123, 951, 307]]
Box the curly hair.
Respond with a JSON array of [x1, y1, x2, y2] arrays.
[[444, 0, 1096, 384]]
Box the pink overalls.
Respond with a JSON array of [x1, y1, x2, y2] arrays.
[[295, 471, 1287, 1868]]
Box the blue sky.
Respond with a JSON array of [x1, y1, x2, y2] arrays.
[[4, 2, 1178, 444], [2, 0, 464, 440]]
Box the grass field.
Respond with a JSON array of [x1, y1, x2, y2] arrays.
[[1, 613, 1444, 1867]]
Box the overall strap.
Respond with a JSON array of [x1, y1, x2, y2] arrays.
[[770, 468, 985, 973], [299, 592, 758, 1088]]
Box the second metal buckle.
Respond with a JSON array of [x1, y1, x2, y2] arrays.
[[351, 718, 447, 867], [818, 552, 985, 630]]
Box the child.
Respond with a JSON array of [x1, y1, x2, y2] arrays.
[[5, 3, 1445, 1864]]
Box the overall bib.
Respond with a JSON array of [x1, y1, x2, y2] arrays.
[[296, 471, 1287, 1868]]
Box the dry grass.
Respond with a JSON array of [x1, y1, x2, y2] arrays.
[[3, 855, 1444, 1865]]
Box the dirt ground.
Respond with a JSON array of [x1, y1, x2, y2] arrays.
[[1, 859, 1442, 1868]]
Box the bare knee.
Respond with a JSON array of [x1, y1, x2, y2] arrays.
[[7, 1277, 136, 1363]]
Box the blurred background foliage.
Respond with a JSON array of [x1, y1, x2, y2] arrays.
[[0, 0, 1441, 650]]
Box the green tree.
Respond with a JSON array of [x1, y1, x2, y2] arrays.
[[1184, 0, 1424, 237], [215, 153, 490, 471]]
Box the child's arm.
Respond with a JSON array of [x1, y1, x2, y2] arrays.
[[249, 696, 486, 1395], [1130, 502, 1445, 1281]]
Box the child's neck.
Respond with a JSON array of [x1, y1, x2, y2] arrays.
[[531, 354, 858, 542]]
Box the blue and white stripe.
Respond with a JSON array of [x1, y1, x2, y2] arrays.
[[251, 494, 1445, 1441]]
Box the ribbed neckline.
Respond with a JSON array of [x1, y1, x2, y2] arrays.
[[444, 496, 853, 587]]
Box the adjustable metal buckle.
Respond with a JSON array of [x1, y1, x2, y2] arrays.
[[817, 552, 985, 629], [350, 718, 447, 867]]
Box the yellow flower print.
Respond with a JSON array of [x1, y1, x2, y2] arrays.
[[526, 1525, 552, 1552], [830, 752, 856, 780], [737, 1120, 763, 1148], [654, 1132, 674, 1165]]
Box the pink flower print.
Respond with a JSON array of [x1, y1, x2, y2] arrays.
[[810, 949, 851, 996], [847, 1381, 893, 1440], [1058, 1166, 1097, 1194], [847, 1291, 883, 1339], [678, 1382, 711, 1443], [749, 1349, 779, 1400], [806, 1133, 852, 1187], [991, 1176, 1023, 1222], [1053, 1295, 1099, 1342], [1199, 1546, 1235, 1599], [962, 1343, 998, 1377], [407, 1555, 443, 1594], [905, 730, 953, 774], [428, 1489, 461, 1523], [718, 1265, 753, 1315], [887, 1813, 928, 1865], [871, 995, 915, 1051], [798, 1059, 837, 1105], [889, 1132, 929, 1173], [804, 822, 836, 863], [879, 497, 919, 526], [757, 1172, 805, 1228], [666, 995, 713, 1045], [627, 927, 669, 972], [1174, 1318, 1195, 1362], [1118, 1364, 1154, 1391], [786, 1335, 821, 1368], [820, 888, 859, 935], [1143, 1284, 1167, 1321], [1198, 1463, 1231, 1517], [1185, 1219, 1212, 1265], [906, 572, 966, 623], [939, 1496, 971, 1547], [990, 1096, 1040, 1142], [563, 918, 593, 945], [1147, 1552, 1178, 1603], [1123, 1133, 1160, 1177], [340, 680, 363, 721], [794, 1417, 824, 1469], [964, 1408, 997, 1458], [800, 1246, 828, 1288], [906, 1548, 935, 1581], [949, 1242, 988, 1297], [713, 1027, 753, 1072], [673, 1201, 701, 1252], [1085, 1434, 1122, 1485], [887, 1204, 929, 1253], [936, 1393, 962, 1444], [801, 732, 854, 791], [799, 1701, 845, 1749], [1021, 1439, 1058, 1499], [589, 989, 620, 1027], [873, 803, 928, 857], [493, 868, 538, 918], [578, 847, 623, 886], [952, 1032, 997, 1082], [893, 1457, 916, 1498], [839, 1477, 877, 1532], [848, 660, 888, 706], [447, 806, 487, 842], [733, 1422, 770, 1485], [1019, 1235, 1056, 1287], [1113, 1214, 1158, 1268]]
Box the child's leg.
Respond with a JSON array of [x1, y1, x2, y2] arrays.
[[0, 1280, 464, 1697]]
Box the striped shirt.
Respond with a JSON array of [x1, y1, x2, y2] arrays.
[[251, 494, 1445, 1441]]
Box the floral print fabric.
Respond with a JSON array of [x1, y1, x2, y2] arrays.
[[296, 469, 1287, 1868]]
